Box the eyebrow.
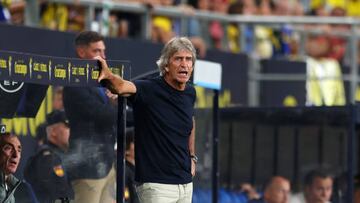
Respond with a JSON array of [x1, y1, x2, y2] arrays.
[[174, 56, 192, 59], [3, 142, 22, 150]]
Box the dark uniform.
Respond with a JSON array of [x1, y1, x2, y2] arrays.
[[24, 143, 74, 203]]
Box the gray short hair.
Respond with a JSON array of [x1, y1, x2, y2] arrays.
[[157, 37, 197, 76]]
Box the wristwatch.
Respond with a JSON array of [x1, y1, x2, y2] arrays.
[[190, 155, 198, 164]]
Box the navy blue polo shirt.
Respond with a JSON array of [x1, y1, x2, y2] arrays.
[[129, 76, 196, 184]]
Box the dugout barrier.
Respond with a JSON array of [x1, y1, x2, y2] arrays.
[[194, 105, 358, 203]]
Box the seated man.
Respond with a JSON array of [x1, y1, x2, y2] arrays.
[[250, 176, 291, 203], [0, 129, 22, 203], [304, 169, 333, 203], [291, 169, 334, 203], [24, 110, 74, 203]]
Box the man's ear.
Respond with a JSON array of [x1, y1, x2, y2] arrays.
[[76, 47, 85, 58], [165, 67, 169, 72]]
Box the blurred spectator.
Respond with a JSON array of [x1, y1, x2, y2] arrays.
[[287, 6, 304, 58], [40, 1, 85, 32], [227, 1, 243, 53], [151, 15, 174, 43], [185, 0, 209, 57], [271, 0, 305, 59], [66, 4, 85, 32], [40, 2, 68, 31], [151, 0, 175, 43], [305, 7, 346, 107], [239, 183, 261, 200], [52, 86, 64, 111], [326, 7, 348, 63], [208, 0, 229, 50], [310, 0, 360, 17], [0, 0, 11, 22], [149, 0, 207, 57], [107, 13, 120, 37], [108, 11, 132, 38], [306, 35, 330, 60], [273, 0, 291, 16], [242, 0, 258, 14], [249, 176, 291, 203], [254, 26, 274, 58], [306, 4, 331, 33], [257, 0, 274, 15], [253, 0, 275, 59], [291, 169, 334, 203], [306, 56, 345, 106], [347, 0, 360, 17], [108, 0, 143, 39], [304, 1, 346, 106], [7, 0, 25, 25], [226, 0, 257, 54], [292, 0, 304, 16]]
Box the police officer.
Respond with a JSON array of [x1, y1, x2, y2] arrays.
[[24, 110, 74, 203]]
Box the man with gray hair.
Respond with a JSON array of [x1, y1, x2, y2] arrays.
[[0, 130, 22, 203], [98, 37, 197, 203]]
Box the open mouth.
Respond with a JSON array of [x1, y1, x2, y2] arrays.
[[9, 160, 17, 166], [178, 70, 188, 76]]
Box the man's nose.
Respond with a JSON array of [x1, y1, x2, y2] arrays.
[[12, 150, 19, 158], [100, 51, 106, 59], [180, 59, 188, 67]]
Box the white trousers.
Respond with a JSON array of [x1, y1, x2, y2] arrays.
[[136, 182, 193, 203]]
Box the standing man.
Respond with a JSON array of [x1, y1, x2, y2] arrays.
[[0, 131, 22, 203], [24, 110, 74, 203], [98, 37, 197, 203], [63, 31, 117, 203]]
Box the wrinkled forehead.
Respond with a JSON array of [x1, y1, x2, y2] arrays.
[[171, 50, 193, 57], [1, 136, 21, 149]]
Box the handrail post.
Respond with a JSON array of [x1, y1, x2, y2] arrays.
[[349, 24, 359, 104], [85, 4, 95, 31], [141, 8, 151, 40]]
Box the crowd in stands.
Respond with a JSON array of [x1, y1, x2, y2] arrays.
[[1, 0, 358, 107], [1, 1, 359, 106], [1, 0, 359, 61]]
